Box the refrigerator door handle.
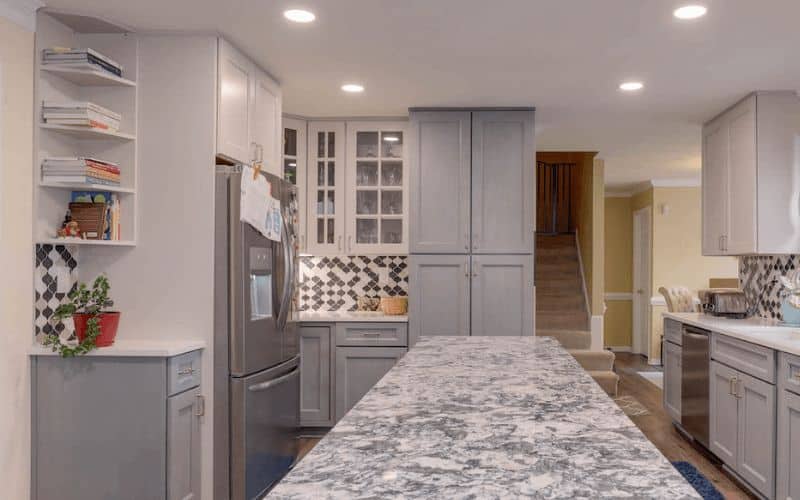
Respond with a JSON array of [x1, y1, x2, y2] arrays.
[[276, 213, 294, 330], [247, 367, 300, 392]]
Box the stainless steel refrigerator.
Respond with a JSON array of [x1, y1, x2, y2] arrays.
[[213, 166, 300, 500]]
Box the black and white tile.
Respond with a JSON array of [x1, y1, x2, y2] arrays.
[[739, 255, 798, 320], [35, 244, 78, 338], [299, 256, 408, 311]]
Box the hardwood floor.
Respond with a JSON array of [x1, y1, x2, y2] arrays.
[[614, 352, 755, 500], [294, 354, 755, 499]]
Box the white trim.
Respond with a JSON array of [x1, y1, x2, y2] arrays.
[[650, 177, 701, 188], [651, 295, 701, 306], [632, 206, 652, 357], [607, 346, 632, 352], [0, 0, 43, 31], [648, 357, 662, 366], [590, 315, 604, 351], [605, 191, 634, 198], [605, 292, 633, 301], [574, 229, 592, 317]]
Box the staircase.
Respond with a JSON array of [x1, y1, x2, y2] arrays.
[[535, 234, 619, 396]]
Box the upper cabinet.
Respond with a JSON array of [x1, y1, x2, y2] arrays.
[[702, 91, 800, 255], [283, 118, 308, 252], [345, 121, 409, 254], [306, 121, 346, 254], [217, 39, 282, 175], [409, 109, 535, 255]]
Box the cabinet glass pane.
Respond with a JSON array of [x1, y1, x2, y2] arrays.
[[326, 218, 335, 244], [317, 132, 325, 158], [381, 219, 402, 244], [327, 191, 335, 215], [356, 161, 378, 186], [356, 218, 378, 244], [327, 162, 336, 187], [356, 191, 378, 215], [317, 162, 325, 186], [381, 190, 403, 215], [317, 218, 325, 244], [316, 190, 325, 215], [284, 128, 297, 156], [283, 158, 297, 185], [356, 132, 379, 158], [381, 162, 402, 186], [381, 131, 403, 158], [327, 132, 335, 158]]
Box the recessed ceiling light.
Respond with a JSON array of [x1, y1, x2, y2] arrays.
[[619, 81, 644, 92], [673, 5, 707, 19], [341, 83, 364, 93], [288, 162, 297, 167], [283, 9, 315, 23], [383, 136, 399, 142]]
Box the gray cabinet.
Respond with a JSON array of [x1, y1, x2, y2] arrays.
[[335, 346, 407, 420], [710, 360, 776, 498], [471, 110, 535, 254], [408, 255, 471, 344], [663, 339, 682, 423], [471, 255, 534, 337], [32, 350, 203, 500], [299, 324, 334, 426], [167, 386, 202, 500], [409, 110, 471, 253], [778, 389, 800, 500]]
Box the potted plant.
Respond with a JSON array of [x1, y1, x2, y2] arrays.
[[43, 274, 120, 357]]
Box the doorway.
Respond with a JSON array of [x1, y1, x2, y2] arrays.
[[632, 206, 652, 357], [536, 161, 575, 234]]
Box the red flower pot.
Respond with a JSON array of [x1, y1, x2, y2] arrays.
[[73, 312, 121, 347]]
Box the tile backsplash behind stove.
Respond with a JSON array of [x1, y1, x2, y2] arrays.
[[739, 254, 798, 320], [299, 255, 408, 312]]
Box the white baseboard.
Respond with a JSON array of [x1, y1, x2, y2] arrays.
[[590, 315, 603, 351], [648, 357, 662, 366]]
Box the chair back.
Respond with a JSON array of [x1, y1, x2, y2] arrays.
[[658, 286, 696, 313]]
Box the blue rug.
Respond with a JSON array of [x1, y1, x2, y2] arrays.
[[672, 461, 724, 500]]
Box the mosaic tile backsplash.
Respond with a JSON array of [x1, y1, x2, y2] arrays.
[[739, 255, 798, 320], [299, 256, 408, 311], [35, 244, 78, 337]]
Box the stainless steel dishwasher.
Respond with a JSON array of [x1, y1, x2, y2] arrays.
[[681, 325, 710, 447]]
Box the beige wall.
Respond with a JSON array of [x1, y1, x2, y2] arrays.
[[0, 14, 34, 500], [604, 196, 633, 347]]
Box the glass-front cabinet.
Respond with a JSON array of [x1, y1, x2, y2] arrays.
[[306, 121, 346, 255], [282, 118, 307, 252], [345, 121, 409, 254]]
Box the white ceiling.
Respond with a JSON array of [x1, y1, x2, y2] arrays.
[[43, 0, 800, 192]]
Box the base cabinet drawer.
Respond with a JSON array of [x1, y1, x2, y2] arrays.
[[664, 319, 683, 346], [335, 322, 408, 347], [711, 333, 776, 383], [299, 324, 334, 427], [335, 347, 407, 420]]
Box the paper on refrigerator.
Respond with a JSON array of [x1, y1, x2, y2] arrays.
[[240, 165, 282, 241]]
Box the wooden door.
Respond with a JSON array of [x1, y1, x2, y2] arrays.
[[662, 340, 682, 423], [306, 121, 346, 255], [737, 371, 776, 498], [701, 115, 728, 255], [299, 324, 334, 426], [725, 95, 758, 254], [408, 255, 471, 345], [471, 110, 535, 254], [250, 67, 282, 176], [710, 361, 739, 465], [335, 347, 407, 420], [409, 111, 471, 253], [167, 387, 201, 500], [217, 38, 252, 164], [778, 389, 800, 500], [471, 255, 534, 336]]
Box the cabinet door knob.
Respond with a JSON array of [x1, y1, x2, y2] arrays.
[[195, 395, 205, 417], [729, 376, 736, 396]]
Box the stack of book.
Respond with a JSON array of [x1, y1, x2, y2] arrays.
[[42, 157, 121, 187], [70, 191, 122, 240], [42, 101, 121, 131], [42, 47, 123, 77]]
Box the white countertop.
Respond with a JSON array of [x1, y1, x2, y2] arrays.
[[298, 310, 408, 323], [29, 339, 206, 357], [664, 312, 800, 356]]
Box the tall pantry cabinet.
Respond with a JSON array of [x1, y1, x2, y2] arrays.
[[408, 109, 535, 344]]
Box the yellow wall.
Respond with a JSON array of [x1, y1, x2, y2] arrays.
[[604, 196, 633, 347], [0, 14, 35, 500]]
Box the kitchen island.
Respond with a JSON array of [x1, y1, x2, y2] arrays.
[[271, 336, 698, 499]]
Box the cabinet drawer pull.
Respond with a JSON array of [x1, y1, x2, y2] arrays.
[[178, 367, 196, 375], [361, 332, 382, 337]]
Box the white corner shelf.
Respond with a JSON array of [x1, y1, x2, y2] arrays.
[[36, 238, 136, 247], [40, 123, 136, 140], [41, 65, 136, 87], [38, 181, 135, 194]]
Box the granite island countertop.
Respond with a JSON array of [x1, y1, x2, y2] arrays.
[[270, 336, 699, 499]]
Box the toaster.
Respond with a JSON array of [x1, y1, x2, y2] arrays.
[[699, 289, 749, 318]]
